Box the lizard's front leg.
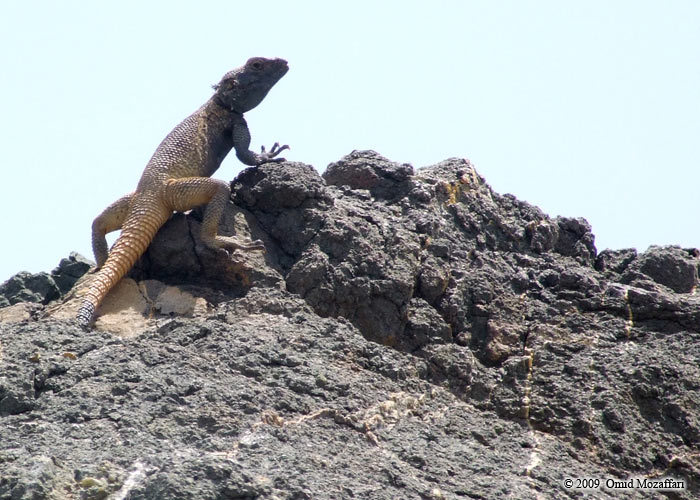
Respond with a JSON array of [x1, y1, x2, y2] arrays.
[[232, 114, 288, 166]]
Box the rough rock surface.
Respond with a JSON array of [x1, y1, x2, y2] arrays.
[[1, 151, 699, 499], [0, 252, 92, 308]]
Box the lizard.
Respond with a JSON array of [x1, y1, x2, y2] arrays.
[[76, 57, 289, 329]]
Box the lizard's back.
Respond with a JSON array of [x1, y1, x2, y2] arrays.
[[136, 103, 234, 190]]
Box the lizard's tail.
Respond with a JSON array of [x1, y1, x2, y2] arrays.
[[77, 203, 171, 329]]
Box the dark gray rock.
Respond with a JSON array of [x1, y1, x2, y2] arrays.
[[50, 251, 93, 294], [0, 271, 60, 306], [621, 245, 699, 293], [595, 247, 638, 276], [231, 161, 332, 270], [0, 314, 624, 500], [0, 252, 93, 308], [2, 151, 699, 499], [133, 210, 284, 292], [323, 150, 414, 200]]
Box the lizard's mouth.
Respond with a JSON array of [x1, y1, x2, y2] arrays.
[[276, 59, 289, 76]]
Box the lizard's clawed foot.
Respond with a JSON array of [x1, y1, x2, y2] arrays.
[[205, 235, 266, 256], [259, 142, 289, 163]]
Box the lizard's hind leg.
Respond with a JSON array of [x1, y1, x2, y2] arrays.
[[164, 177, 265, 254], [91, 193, 134, 269]]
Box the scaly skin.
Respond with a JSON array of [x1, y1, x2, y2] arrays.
[[77, 57, 289, 329]]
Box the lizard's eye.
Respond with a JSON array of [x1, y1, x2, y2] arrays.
[[251, 61, 263, 70]]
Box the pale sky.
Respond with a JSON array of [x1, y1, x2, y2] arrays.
[[1, 1, 699, 283]]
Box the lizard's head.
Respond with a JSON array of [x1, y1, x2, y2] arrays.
[[213, 57, 289, 113]]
